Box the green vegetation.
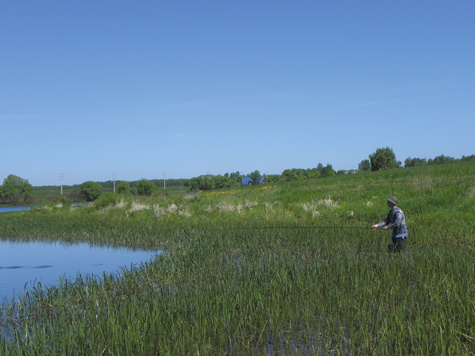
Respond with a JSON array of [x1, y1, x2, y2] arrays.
[[29, 181, 187, 204], [0, 161, 474, 355], [0, 175, 34, 205], [136, 178, 157, 196], [358, 159, 371, 172], [185, 173, 242, 191], [115, 181, 131, 195], [369, 147, 400, 171], [80, 181, 103, 201], [3, 151, 473, 206]]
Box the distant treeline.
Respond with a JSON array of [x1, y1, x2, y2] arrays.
[[184, 153, 475, 191], [4, 152, 474, 204], [403, 154, 475, 167], [183, 163, 352, 191], [32, 178, 188, 193]]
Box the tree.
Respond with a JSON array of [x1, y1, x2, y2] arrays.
[[432, 155, 455, 165], [306, 168, 319, 179], [198, 175, 216, 191], [320, 164, 336, 177], [1, 174, 34, 204], [215, 175, 235, 189], [249, 170, 261, 184], [186, 177, 201, 191], [80, 181, 103, 201], [136, 179, 156, 196], [369, 147, 398, 171], [265, 174, 281, 183], [281, 169, 299, 181], [21, 182, 34, 202], [404, 157, 427, 168], [228, 171, 242, 183], [358, 159, 371, 172], [461, 154, 475, 162], [315, 163, 335, 177], [116, 181, 130, 195]]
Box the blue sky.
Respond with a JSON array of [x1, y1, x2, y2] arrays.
[[1, 1, 474, 186]]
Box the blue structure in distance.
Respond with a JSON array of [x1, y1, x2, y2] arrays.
[[241, 176, 266, 185]]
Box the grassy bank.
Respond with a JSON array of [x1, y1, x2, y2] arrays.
[[1, 162, 474, 355]]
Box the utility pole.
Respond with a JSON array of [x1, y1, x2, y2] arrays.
[[113, 173, 116, 193], [163, 171, 166, 190], [60, 173, 63, 195]]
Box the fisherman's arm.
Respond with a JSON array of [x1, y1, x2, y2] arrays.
[[371, 213, 391, 230]]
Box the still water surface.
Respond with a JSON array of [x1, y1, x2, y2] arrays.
[[0, 203, 88, 213], [0, 239, 161, 302], [0, 206, 34, 213]]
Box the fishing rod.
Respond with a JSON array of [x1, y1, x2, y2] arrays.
[[210, 226, 372, 230]]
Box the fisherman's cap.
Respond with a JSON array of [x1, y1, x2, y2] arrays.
[[387, 196, 398, 206]]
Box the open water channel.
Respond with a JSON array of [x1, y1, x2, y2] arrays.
[[0, 205, 161, 302], [0, 238, 161, 303]]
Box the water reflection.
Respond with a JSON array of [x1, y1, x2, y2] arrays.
[[0, 206, 33, 213], [0, 203, 89, 213], [0, 238, 161, 302]]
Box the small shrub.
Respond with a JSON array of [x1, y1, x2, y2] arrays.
[[94, 193, 120, 210]]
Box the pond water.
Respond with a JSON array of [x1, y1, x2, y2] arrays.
[[0, 238, 161, 303], [0, 203, 89, 213], [0, 206, 34, 213]]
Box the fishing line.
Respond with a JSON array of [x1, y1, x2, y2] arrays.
[[209, 226, 372, 231]]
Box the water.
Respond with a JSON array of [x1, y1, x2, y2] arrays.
[[0, 203, 89, 213], [0, 206, 34, 213], [0, 238, 161, 303]]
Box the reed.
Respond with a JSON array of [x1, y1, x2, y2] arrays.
[[1, 161, 474, 355]]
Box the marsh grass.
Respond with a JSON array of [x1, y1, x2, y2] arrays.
[[1, 162, 474, 355]]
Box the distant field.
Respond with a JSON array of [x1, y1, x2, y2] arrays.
[[31, 184, 188, 201], [32, 186, 77, 199]]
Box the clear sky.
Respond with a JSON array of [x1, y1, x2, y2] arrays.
[[1, 1, 474, 186]]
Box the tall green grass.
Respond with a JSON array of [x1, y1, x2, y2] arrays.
[[1, 162, 474, 355]]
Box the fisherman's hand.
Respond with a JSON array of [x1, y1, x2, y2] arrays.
[[383, 226, 389, 230], [371, 224, 379, 230]]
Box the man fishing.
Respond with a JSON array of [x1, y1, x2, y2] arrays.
[[371, 196, 407, 252]]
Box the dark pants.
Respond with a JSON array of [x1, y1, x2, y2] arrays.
[[388, 237, 406, 253]]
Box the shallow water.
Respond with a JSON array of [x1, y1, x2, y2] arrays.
[[0, 206, 33, 213], [0, 203, 89, 213], [0, 238, 161, 303]]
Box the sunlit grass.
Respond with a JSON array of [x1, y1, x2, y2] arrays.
[[0, 161, 474, 355]]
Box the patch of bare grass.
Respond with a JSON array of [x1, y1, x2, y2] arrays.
[[167, 204, 178, 213], [317, 198, 339, 209], [209, 200, 259, 214], [129, 202, 149, 212], [412, 175, 433, 192], [116, 198, 127, 209]]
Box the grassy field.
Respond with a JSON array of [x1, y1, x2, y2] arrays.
[[1, 162, 474, 355]]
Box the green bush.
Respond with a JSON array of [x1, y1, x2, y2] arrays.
[[116, 181, 131, 195], [136, 179, 156, 195], [94, 192, 120, 210], [80, 181, 102, 201]]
